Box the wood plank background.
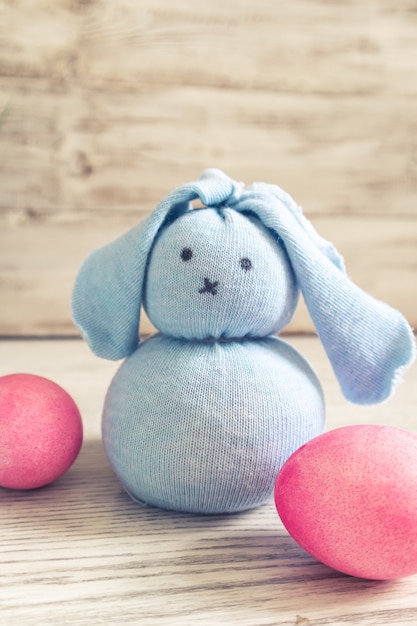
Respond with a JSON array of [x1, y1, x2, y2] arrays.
[[1, 0, 416, 336]]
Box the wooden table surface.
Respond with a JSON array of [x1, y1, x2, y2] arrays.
[[1, 336, 417, 626]]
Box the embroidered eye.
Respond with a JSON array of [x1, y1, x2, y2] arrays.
[[240, 257, 252, 271], [180, 247, 193, 262]]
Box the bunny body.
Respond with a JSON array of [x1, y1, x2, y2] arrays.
[[73, 170, 415, 514], [103, 334, 324, 513]]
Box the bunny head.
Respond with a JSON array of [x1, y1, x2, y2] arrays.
[[72, 169, 415, 405], [145, 207, 298, 340]]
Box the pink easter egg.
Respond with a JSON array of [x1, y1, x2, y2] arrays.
[[0, 373, 83, 489], [275, 424, 417, 579]]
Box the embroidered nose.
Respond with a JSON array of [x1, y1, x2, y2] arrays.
[[199, 277, 219, 296]]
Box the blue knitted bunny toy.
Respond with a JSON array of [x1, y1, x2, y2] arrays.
[[72, 169, 415, 514]]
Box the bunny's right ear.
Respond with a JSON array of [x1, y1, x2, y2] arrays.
[[235, 183, 416, 405], [71, 173, 241, 360]]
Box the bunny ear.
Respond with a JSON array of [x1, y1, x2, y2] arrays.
[[72, 171, 242, 360], [72, 218, 156, 361], [235, 187, 416, 404]]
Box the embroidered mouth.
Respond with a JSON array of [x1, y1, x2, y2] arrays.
[[199, 278, 219, 296]]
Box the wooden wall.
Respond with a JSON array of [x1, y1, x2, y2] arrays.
[[1, 0, 416, 337]]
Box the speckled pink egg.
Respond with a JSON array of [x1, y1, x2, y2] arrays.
[[0, 373, 83, 489], [275, 424, 417, 579]]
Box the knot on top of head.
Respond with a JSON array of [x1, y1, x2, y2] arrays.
[[196, 168, 245, 207]]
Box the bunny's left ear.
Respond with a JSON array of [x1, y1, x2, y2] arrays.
[[235, 183, 416, 404]]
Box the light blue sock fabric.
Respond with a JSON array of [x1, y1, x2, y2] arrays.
[[102, 334, 324, 514], [72, 168, 415, 513]]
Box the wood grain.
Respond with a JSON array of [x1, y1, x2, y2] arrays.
[[1, 0, 417, 217], [1, 337, 417, 625], [1, 0, 416, 335]]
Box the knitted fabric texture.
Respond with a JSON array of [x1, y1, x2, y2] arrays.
[[72, 169, 416, 514], [102, 335, 324, 513]]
